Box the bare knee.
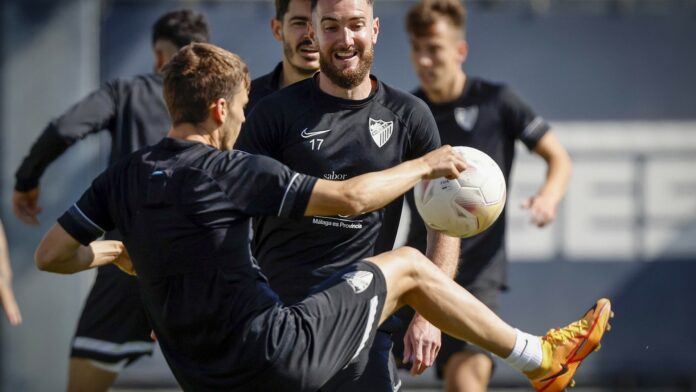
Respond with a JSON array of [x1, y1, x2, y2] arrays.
[[390, 246, 430, 275]]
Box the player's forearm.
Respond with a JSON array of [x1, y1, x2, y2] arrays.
[[424, 228, 460, 278], [307, 158, 430, 216], [15, 124, 72, 191], [343, 159, 430, 213], [36, 225, 124, 274], [0, 225, 12, 279], [537, 149, 572, 204]]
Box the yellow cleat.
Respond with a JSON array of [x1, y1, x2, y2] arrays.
[[524, 298, 612, 392], [569, 379, 576, 388]]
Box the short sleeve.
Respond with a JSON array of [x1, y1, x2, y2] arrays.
[[498, 86, 550, 151], [216, 152, 317, 219], [57, 170, 115, 245], [405, 98, 442, 160], [235, 97, 282, 159]]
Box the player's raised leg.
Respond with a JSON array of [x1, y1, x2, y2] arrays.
[[368, 247, 612, 391]]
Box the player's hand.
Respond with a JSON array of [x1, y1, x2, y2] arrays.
[[112, 244, 137, 276], [12, 188, 42, 226], [0, 272, 22, 326], [403, 313, 441, 376], [421, 145, 467, 180], [521, 193, 558, 227]]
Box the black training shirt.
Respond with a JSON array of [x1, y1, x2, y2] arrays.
[[236, 74, 441, 304], [15, 73, 169, 192], [57, 138, 316, 390], [246, 62, 283, 114], [406, 77, 549, 289]]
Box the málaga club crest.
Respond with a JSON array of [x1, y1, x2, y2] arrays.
[[369, 118, 394, 148], [454, 106, 478, 132]]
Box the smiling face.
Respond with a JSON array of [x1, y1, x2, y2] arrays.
[[273, 0, 319, 77], [312, 0, 379, 89]]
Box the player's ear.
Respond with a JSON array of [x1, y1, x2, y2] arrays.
[[210, 98, 227, 125], [154, 48, 166, 72], [458, 40, 469, 64], [372, 17, 380, 44], [271, 18, 283, 42]]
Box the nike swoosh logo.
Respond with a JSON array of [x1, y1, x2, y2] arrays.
[[301, 128, 332, 138], [539, 363, 569, 382]]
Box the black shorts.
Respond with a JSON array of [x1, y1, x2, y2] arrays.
[[392, 281, 502, 379], [319, 329, 400, 392], [253, 260, 389, 392], [71, 264, 154, 366]]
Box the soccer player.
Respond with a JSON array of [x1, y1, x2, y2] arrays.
[[247, 0, 319, 111], [0, 219, 22, 326], [400, 0, 573, 390], [35, 42, 610, 392], [12, 9, 209, 391], [235, 0, 453, 388]]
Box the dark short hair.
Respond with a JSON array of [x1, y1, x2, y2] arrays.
[[162, 43, 250, 126], [275, 0, 291, 20], [406, 0, 467, 38], [310, 0, 373, 12], [152, 9, 210, 48]]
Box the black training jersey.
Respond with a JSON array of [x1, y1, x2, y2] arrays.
[[15, 73, 169, 192], [406, 77, 549, 289], [246, 62, 283, 114], [57, 138, 316, 390], [236, 75, 441, 304]]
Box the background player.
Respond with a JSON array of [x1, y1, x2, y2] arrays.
[[0, 219, 22, 326], [247, 0, 319, 111], [235, 0, 455, 388], [11, 9, 209, 391], [34, 42, 610, 392], [398, 0, 573, 391]]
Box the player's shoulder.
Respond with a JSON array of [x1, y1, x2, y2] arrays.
[[205, 148, 282, 178], [376, 80, 431, 117], [259, 78, 312, 105], [247, 78, 314, 122], [466, 76, 514, 101], [104, 73, 162, 95]]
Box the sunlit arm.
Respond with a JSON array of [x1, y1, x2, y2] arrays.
[[305, 145, 466, 217], [35, 224, 126, 274]]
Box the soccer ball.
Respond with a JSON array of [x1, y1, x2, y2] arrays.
[[414, 146, 506, 238]]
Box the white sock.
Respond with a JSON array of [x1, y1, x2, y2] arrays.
[[503, 329, 543, 373]]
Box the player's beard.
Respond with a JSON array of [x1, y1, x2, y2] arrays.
[[319, 46, 374, 89], [283, 38, 318, 77]]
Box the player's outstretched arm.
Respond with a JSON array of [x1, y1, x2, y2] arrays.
[[521, 132, 572, 227], [305, 145, 466, 217], [0, 220, 22, 325], [35, 224, 131, 275], [13, 84, 118, 226]]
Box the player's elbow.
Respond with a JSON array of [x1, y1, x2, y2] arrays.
[[339, 187, 371, 215], [34, 242, 62, 273]]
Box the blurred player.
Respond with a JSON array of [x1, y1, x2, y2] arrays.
[[236, 0, 456, 388], [247, 0, 319, 112], [0, 219, 22, 326], [35, 42, 610, 392], [399, 0, 573, 391], [12, 9, 209, 391]]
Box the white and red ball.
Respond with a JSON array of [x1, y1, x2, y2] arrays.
[[414, 146, 506, 238]]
